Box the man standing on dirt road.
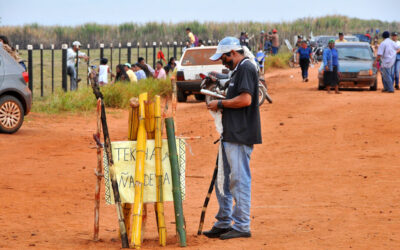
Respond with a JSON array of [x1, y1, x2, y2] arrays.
[[391, 32, 400, 89], [204, 37, 262, 240], [270, 29, 280, 55], [67, 41, 88, 91], [376, 31, 400, 93]]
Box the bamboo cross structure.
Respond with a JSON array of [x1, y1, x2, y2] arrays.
[[131, 93, 148, 248], [93, 98, 102, 241]]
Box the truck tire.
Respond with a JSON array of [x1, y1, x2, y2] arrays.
[[177, 88, 187, 102], [0, 95, 25, 134], [194, 94, 205, 101]]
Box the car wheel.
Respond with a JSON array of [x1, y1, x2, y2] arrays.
[[0, 95, 25, 134], [369, 79, 377, 91], [194, 94, 205, 101], [177, 88, 187, 102]]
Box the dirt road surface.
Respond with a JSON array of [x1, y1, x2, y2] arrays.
[[1, 66, 399, 249]]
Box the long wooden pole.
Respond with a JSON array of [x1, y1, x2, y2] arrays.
[[165, 117, 187, 247], [155, 95, 167, 246], [131, 92, 148, 249], [90, 79, 129, 248], [93, 98, 102, 241]]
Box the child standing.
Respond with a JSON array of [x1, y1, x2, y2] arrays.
[[98, 58, 112, 86]]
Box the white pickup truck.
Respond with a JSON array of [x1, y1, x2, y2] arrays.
[[176, 46, 227, 102]]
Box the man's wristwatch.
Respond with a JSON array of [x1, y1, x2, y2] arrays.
[[217, 100, 223, 109]]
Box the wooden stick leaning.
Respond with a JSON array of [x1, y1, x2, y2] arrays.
[[93, 98, 102, 241], [165, 117, 187, 247], [131, 93, 148, 249], [154, 95, 167, 246], [90, 82, 129, 248]]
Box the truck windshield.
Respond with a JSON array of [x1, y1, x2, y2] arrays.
[[181, 48, 222, 66]]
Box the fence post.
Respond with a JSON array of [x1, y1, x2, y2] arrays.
[[152, 42, 156, 69], [208, 40, 211, 46], [75, 45, 79, 90], [167, 41, 170, 60], [118, 42, 121, 65], [127, 42, 132, 64], [110, 43, 113, 79], [145, 42, 148, 63], [27, 45, 33, 94], [180, 41, 183, 57], [62, 44, 68, 92], [51, 44, 54, 93], [40, 44, 44, 97], [16, 45, 19, 52], [173, 41, 177, 59], [137, 42, 140, 62], [87, 44, 90, 86], [100, 43, 104, 60]]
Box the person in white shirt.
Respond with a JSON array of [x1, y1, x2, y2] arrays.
[[67, 41, 88, 90], [376, 31, 400, 92], [98, 58, 113, 86], [391, 32, 400, 89]]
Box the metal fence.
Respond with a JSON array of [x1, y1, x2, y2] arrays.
[[18, 40, 225, 97]]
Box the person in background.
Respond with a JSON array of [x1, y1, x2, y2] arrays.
[[154, 61, 167, 79], [123, 63, 138, 83], [269, 29, 280, 55], [186, 27, 196, 47], [198, 39, 205, 47], [164, 57, 177, 77], [294, 36, 302, 51], [113, 64, 129, 83], [0, 35, 26, 70], [98, 58, 113, 86], [136, 62, 152, 78], [391, 32, 400, 89], [336, 32, 347, 43], [138, 57, 155, 77], [264, 32, 272, 53], [297, 40, 313, 82], [67, 41, 89, 91], [132, 63, 147, 81], [323, 40, 340, 94], [376, 31, 400, 93], [259, 30, 265, 51], [239, 32, 250, 49]]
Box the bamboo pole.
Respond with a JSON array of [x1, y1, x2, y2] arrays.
[[93, 98, 102, 241], [165, 117, 186, 247], [144, 100, 155, 139], [131, 92, 148, 249], [155, 95, 167, 246]]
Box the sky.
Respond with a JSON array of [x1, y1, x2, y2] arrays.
[[0, 0, 399, 26]]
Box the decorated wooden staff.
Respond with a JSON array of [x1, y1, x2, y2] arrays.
[[93, 98, 103, 241], [90, 81, 129, 248], [165, 117, 187, 247]]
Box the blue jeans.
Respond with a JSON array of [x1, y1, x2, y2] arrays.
[[214, 141, 253, 232], [381, 66, 394, 92], [393, 59, 400, 86], [67, 65, 77, 91], [272, 46, 279, 55]]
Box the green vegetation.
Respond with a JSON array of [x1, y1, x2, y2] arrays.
[[264, 52, 293, 70], [2, 15, 399, 49], [31, 78, 172, 114]]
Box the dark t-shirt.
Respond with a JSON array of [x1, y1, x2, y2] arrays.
[[222, 58, 262, 145]]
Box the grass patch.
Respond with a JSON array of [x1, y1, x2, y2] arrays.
[[32, 78, 172, 114], [264, 52, 292, 70]]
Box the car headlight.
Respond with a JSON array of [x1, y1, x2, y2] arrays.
[[359, 69, 373, 76]]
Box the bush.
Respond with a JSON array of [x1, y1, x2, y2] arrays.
[[32, 78, 172, 113], [264, 52, 292, 70]]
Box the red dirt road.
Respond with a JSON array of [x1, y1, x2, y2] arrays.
[[1, 66, 400, 249]]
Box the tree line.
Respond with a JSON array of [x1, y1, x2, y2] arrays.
[[1, 15, 399, 48]]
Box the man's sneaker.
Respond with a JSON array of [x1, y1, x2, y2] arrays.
[[219, 229, 251, 240], [203, 226, 232, 238], [396, 85, 399, 90]]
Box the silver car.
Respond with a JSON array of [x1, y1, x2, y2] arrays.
[[0, 44, 32, 133]]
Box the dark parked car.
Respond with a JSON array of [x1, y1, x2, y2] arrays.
[[0, 44, 32, 133], [318, 42, 377, 90]]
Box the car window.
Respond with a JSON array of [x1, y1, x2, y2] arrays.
[[337, 46, 373, 60], [181, 48, 222, 66]]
